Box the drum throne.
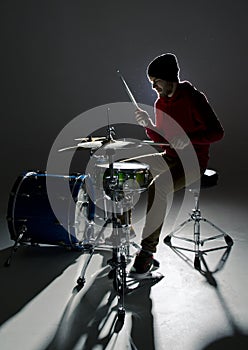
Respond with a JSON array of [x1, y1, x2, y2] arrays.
[[163, 169, 234, 271]]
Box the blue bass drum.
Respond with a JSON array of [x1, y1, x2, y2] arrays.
[[7, 171, 95, 248]]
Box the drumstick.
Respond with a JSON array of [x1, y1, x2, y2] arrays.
[[117, 70, 139, 109], [117, 70, 149, 128], [117, 71, 175, 143], [141, 140, 170, 146], [119, 151, 166, 162]]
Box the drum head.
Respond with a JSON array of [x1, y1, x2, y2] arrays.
[[7, 171, 95, 248]]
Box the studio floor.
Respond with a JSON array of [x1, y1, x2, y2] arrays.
[[0, 184, 248, 350]]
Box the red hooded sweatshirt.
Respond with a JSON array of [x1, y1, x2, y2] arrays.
[[146, 81, 224, 170]]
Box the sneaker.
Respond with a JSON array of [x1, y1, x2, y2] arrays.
[[129, 250, 160, 279]]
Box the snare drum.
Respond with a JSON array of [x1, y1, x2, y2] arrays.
[[95, 161, 150, 193], [7, 171, 95, 248]]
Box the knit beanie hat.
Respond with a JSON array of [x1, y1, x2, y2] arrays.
[[147, 53, 179, 82]]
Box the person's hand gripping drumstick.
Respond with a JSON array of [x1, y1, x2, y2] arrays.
[[134, 108, 153, 128], [117, 70, 153, 128]]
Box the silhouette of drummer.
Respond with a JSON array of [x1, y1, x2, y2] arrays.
[[129, 53, 224, 277]]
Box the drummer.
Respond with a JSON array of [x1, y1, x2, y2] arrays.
[[130, 53, 224, 277]]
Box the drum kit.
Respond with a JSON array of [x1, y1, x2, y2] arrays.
[[5, 72, 166, 323], [5, 128, 167, 322]]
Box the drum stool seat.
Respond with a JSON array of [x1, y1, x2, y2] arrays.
[[164, 169, 233, 270]]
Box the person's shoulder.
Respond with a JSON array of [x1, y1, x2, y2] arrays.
[[179, 80, 196, 92], [179, 80, 205, 99], [177, 81, 196, 100]]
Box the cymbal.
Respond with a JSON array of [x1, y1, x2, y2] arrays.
[[58, 139, 169, 152], [103, 140, 141, 150], [58, 141, 103, 152], [77, 141, 103, 149], [74, 136, 107, 141], [58, 140, 140, 152]]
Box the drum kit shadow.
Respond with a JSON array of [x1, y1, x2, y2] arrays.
[[5, 72, 166, 323]]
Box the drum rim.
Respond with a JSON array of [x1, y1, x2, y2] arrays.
[[96, 161, 149, 170]]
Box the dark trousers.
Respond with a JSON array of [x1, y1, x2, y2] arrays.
[[141, 154, 203, 253]]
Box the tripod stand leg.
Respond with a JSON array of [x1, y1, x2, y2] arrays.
[[200, 218, 233, 247], [194, 256, 201, 270], [77, 247, 95, 289], [164, 218, 194, 246], [117, 306, 125, 322], [4, 227, 26, 267], [194, 218, 200, 266], [116, 253, 126, 322], [108, 247, 127, 321]]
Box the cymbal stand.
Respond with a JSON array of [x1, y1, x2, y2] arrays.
[[76, 147, 139, 323]]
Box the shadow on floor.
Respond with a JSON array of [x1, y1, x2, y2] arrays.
[[0, 243, 82, 325], [44, 249, 163, 350], [201, 334, 248, 349], [165, 239, 248, 350]]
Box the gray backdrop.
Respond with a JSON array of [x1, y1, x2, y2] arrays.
[[1, 0, 247, 224]]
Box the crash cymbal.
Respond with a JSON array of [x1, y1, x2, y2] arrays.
[[77, 141, 103, 149], [103, 140, 141, 150]]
